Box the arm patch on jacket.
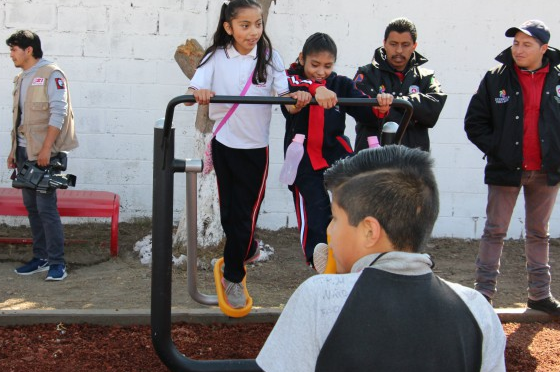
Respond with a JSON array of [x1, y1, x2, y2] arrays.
[[55, 78, 66, 90]]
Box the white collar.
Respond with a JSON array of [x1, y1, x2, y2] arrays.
[[351, 251, 433, 276], [226, 43, 258, 59]]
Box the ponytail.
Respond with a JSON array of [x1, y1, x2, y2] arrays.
[[292, 33, 338, 77], [198, 4, 232, 68], [198, 0, 274, 84]]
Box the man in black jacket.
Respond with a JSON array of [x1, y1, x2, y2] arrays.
[[353, 17, 447, 151], [465, 20, 560, 316]]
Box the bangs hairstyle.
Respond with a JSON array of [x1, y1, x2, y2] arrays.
[[291, 32, 337, 76], [384, 17, 417, 43], [199, 0, 273, 84], [6, 30, 43, 59]]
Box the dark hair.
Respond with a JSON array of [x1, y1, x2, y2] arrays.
[[291, 32, 337, 77], [6, 30, 43, 59], [384, 17, 417, 43], [324, 145, 439, 252], [324, 145, 434, 190], [199, 0, 272, 84]]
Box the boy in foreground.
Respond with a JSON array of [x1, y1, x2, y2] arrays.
[[257, 146, 505, 372]]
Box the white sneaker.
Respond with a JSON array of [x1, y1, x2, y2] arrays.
[[221, 277, 246, 309]]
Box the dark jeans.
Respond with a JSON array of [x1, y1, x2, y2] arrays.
[[16, 146, 65, 265]]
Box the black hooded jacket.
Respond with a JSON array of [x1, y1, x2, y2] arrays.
[[464, 46, 560, 186], [353, 47, 447, 151]]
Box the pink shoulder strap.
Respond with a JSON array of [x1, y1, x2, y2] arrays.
[[212, 70, 254, 136]]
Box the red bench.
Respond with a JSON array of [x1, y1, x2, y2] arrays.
[[0, 188, 120, 256]]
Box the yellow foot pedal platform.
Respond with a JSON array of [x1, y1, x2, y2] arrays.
[[213, 257, 253, 318], [324, 246, 337, 274]]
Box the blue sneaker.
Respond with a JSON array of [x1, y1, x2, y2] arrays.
[[14, 258, 49, 275], [45, 264, 67, 281]]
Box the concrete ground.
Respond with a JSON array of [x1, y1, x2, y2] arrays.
[[0, 307, 556, 327]]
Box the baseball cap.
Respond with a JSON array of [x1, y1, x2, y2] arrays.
[[505, 20, 550, 44]]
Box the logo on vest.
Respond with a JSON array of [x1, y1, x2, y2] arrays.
[[409, 85, 420, 94], [32, 78, 45, 86], [379, 85, 386, 93], [494, 89, 510, 104]]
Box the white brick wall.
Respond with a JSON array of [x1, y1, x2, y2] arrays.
[[1, 0, 560, 239]]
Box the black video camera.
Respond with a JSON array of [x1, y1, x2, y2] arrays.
[[12, 153, 77, 193]]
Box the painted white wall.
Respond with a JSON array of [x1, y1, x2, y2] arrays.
[[1, 0, 560, 239]]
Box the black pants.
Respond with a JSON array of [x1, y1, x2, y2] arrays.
[[212, 139, 267, 283], [291, 156, 330, 265]]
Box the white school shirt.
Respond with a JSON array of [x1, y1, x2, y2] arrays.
[[188, 44, 289, 149]]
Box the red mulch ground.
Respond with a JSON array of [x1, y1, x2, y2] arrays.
[[0, 322, 559, 371]]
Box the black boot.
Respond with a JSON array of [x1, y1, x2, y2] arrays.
[[527, 296, 560, 316]]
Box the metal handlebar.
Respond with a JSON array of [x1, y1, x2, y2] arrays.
[[160, 96, 413, 167], [163, 95, 413, 138]]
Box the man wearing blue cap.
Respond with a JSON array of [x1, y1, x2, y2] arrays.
[[465, 20, 560, 315]]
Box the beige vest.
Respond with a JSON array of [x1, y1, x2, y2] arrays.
[[10, 64, 78, 161]]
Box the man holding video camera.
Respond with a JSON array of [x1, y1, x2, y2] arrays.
[[6, 30, 78, 281]]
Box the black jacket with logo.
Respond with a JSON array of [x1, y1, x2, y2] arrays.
[[353, 47, 447, 151], [464, 46, 560, 186]]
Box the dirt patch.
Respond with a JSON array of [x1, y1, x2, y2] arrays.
[[0, 219, 559, 310], [0, 220, 314, 310]]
